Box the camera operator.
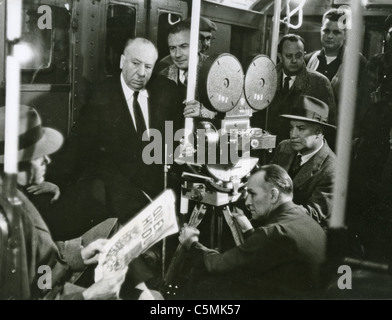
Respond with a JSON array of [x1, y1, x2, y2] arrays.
[[178, 165, 326, 299]]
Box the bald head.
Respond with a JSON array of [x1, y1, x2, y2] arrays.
[[120, 38, 158, 91]]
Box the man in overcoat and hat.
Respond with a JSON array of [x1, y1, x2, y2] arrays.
[[0, 105, 159, 300], [272, 95, 336, 228]]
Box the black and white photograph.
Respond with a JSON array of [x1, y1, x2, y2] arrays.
[[0, 0, 392, 304]]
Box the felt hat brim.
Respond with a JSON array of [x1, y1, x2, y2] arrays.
[[280, 114, 337, 129], [0, 127, 64, 163]]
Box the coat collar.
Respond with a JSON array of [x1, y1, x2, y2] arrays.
[[318, 45, 345, 63], [293, 140, 332, 187], [277, 139, 333, 188], [162, 64, 180, 85], [264, 200, 298, 226], [277, 63, 308, 95], [159, 53, 209, 86]]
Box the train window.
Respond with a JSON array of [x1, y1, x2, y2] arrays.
[[206, 0, 262, 11], [230, 26, 261, 66], [157, 13, 182, 61], [294, 17, 323, 54], [105, 4, 136, 76], [363, 17, 386, 59], [20, 4, 70, 84]]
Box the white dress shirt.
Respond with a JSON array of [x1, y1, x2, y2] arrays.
[[325, 55, 337, 65], [120, 74, 150, 136], [282, 72, 296, 90], [179, 69, 187, 85], [298, 140, 324, 166]]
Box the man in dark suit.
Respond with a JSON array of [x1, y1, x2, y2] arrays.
[[178, 164, 326, 299], [252, 34, 336, 147], [272, 95, 336, 228], [47, 38, 182, 237]]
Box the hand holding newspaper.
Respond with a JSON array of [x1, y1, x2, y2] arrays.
[[94, 190, 179, 282]]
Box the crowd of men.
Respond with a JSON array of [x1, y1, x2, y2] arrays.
[[1, 10, 392, 300]]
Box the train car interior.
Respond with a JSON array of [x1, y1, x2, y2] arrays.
[[1, 0, 392, 300]]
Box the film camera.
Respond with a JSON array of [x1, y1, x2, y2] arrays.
[[163, 54, 278, 290], [176, 53, 278, 207]]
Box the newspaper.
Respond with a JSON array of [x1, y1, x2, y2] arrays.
[[94, 190, 179, 282]]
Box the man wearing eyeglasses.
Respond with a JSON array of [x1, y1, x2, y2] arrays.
[[197, 16, 217, 55]]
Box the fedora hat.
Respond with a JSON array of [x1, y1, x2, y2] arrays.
[[0, 105, 64, 163], [280, 95, 336, 129]]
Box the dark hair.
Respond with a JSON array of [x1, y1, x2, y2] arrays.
[[277, 34, 305, 54], [168, 20, 191, 37], [322, 8, 347, 23], [257, 164, 293, 196]]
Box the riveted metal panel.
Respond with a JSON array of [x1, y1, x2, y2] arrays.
[[71, 0, 107, 125], [73, 0, 106, 84], [71, 0, 145, 125]]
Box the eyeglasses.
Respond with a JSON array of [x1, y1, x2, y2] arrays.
[[199, 35, 215, 42]]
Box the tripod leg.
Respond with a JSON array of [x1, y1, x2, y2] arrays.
[[164, 203, 207, 290], [222, 206, 244, 246], [217, 213, 223, 252], [210, 207, 216, 249]]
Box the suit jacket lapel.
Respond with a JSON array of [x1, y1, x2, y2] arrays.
[[292, 64, 308, 93], [113, 77, 141, 144], [293, 141, 330, 187], [276, 63, 307, 108]]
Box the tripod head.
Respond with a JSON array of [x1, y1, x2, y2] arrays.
[[180, 156, 259, 207]]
